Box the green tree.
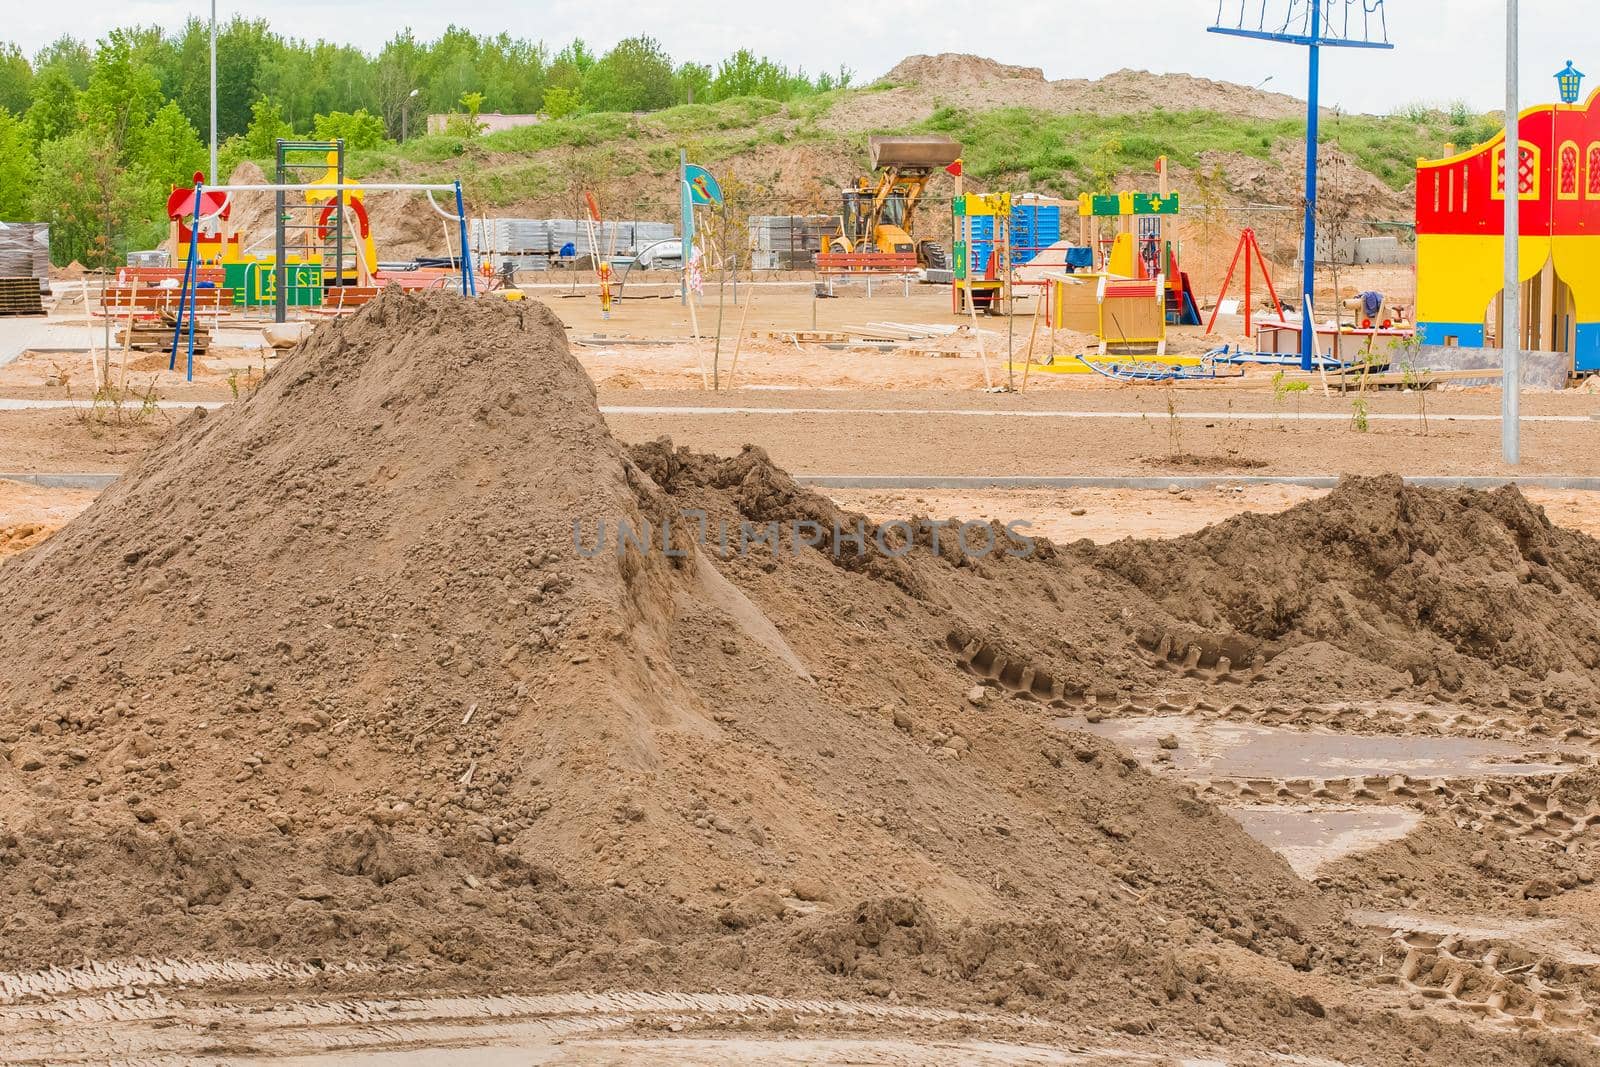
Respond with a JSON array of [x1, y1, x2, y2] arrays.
[[0, 108, 39, 219], [242, 97, 293, 159], [80, 28, 164, 156], [453, 90, 486, 137], [375, 30, 424, 138], [167, 16, 281, 140], [582, 36, 674, 112], [0, 44, 32, 115], [541, 85, 582, 119], [711, 49, 808, 101], [814, 65, 854, 92], [545, 39, 594, 97], [675, 62, 711, 105], [24, 65, 81, 144], [137, 101, 207, 191], [476, 33, 546, 113], [33, 36, 92, 87], [311, 108, 388, 150], [30, 127, 148, 266]]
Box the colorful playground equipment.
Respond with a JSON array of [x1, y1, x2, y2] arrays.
[[161, 144, 476, 380], [164, 147, 384, 308], [1415, 81, 1600, 373], [1209, 0, 1394, 371], [950, 191, 1013, 314], [1047, 271, 1168, 355], [1076, 158, 1201, 326], [1205, 228, 1283, 337]]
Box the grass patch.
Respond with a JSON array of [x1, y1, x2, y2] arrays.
[[914, 102, 1500, 194]]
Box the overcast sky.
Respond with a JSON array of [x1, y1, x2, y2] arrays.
[[8, 1, 1597, 116]]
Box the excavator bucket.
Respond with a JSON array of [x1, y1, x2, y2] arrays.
[[867, 135, 962, 171]]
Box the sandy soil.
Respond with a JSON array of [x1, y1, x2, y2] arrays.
[[8, 396, 1597, 482], [0, 479, 98, 560], [4, 287, 1600, 1064], [599, 403, 1600, 479], [829, 485, 1600, 544]]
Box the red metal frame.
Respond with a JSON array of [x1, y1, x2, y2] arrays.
[[1205, 228, 1283, 338]]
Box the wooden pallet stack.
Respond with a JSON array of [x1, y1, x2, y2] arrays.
[[117, 311, 213, 355], [0, 277, 45, 317]]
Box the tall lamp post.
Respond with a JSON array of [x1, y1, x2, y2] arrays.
[[1501, 1, 1520, 464], [208, 0, 217, 183], [402, 88, 420, 141]]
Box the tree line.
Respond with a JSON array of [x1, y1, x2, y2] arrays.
[[0, 21, 852, 265]]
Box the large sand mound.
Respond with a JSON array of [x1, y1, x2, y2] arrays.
[[883, 54, 1046, 86], [1, 290, 1594, 1065]]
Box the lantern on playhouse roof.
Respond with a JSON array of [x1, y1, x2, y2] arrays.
[[1556, 60, 1585, 105]]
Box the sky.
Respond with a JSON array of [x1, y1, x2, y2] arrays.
[[7, 0, 1598, 116]]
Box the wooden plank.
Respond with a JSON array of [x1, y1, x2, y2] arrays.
[[766, 330, 847, 343]]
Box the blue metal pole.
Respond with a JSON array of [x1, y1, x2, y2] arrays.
[[1300, 16, 1321, 372], [170, 179, 203, 373], [455, 181, 476, 296], [185, 179, 203, 382]]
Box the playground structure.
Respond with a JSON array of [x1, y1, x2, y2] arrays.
[[159, 148, 476, 379], [1075, 157, 1201, 327], [1205, 228, 1283, 337], [1415, 83, 1600, 374], [1046, 271, 1168, 355], [162, 142, 384, 313], [950, 191, 1013, 315], [153, 140, 474, 334]]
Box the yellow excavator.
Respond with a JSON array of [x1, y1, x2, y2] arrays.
[[824, 135, 960, 269]]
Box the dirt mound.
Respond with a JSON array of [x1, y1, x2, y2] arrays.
[[1095, 475, 1600, 704], [0, 290, 1329, 1043], [882, 53, 1045, 86], [2, 292, 1595, 1064]]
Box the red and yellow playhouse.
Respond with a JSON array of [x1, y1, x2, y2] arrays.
[[1416, 87, 1600, 373]]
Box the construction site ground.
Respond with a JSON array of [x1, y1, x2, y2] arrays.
[[3, 284, 1600, 1066]]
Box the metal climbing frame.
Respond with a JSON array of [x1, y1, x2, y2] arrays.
[[276, 140, 343, 325]]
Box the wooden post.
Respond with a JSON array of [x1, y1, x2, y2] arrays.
[[725, 283, 757, 390], [968, 292, 993, 389], [1020, 290, 1043, 392], [120, 277, 139, 385], [686, 289, 710, 390]]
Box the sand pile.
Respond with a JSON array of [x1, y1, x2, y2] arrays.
[[1, 291, 1594, 1064], [883, 54, 1046, 86], [1096, 477, 1600, 707]]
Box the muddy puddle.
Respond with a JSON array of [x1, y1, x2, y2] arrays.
[[1228, 806, 1423, 877], [1055, 716, 1574, 780]]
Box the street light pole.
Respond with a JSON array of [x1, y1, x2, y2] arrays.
[[403, 87, 419, 141], [1502, 0, 1520, 465], [209, 0, 217, 184]]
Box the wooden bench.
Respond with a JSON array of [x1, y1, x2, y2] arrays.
[[814, 252, 918, 273], [317, 286, 382, 313], [114, 267, 226, 287], [97, 287, 234, 315], [814, 252, 919, 297]]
